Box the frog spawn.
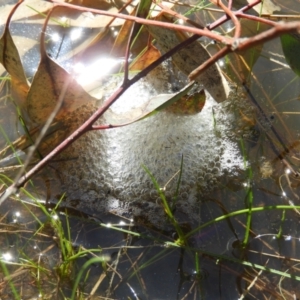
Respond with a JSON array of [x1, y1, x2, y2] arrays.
[[54, 64, 246, 226]]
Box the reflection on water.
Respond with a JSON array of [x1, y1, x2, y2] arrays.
[[74, 57, 122, 87], [1, 0, 300, 299]]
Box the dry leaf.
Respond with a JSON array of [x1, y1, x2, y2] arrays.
[[0, 29, 28, 85], [9, 36, 39, 104], [0, 15, 30, 108], [147, 15, 230, 102], [130, 44, 161, 71], [11, 78, 30, 109], [26, 51, 98, 124], [111, 0, 152, 58]]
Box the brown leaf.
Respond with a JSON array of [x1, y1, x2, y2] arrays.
[[11, 78, 30, 108], [0, 27, 30, 107], [130, 44, 161, 71], [0, 2, 31, 124], [147, 15, 230, 102], [26, 52, 98, 124], [110, 2, 152, 58], [111, 6, 137, 57]]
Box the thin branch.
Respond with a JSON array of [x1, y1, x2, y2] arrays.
[[154, 1, 205, 29], [190, 21, 300, 81], [189, 46, 230, 80], [234, 21, 300, 51], [236, 11, 277, 26], [211, 0, 242, 38], [49, 0, 231, 44]]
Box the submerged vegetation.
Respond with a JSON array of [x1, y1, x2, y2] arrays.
[[1, 0, 300, 299]]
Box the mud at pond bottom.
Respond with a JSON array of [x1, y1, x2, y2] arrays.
[[37, 69, 250, 228]]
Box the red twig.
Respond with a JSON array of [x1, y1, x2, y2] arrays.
[[227, 0, 233, 10], [236, 11, 277, 27], [48, 0, 230, 44], [211, 0, 241, 38], [188, 2, 300, 81], [189, 46, 231, 81], [190, 20, 300, 81], [208, 0, 262, 29], [154, 1, 205, 29]]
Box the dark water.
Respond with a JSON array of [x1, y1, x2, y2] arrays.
[[1, 0, 300, 299]]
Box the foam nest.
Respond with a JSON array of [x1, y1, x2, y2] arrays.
[[51, 63, 249, 227]]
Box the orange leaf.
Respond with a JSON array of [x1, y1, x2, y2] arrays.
[[130, 44, 161, 71]]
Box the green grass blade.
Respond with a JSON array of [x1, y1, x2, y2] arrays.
[[142, 165, 187, 245], [172, 154, 183, 210], [0, 260, 21, 300], [240, 137, 253, 248], [185, 205, 300, 239], [71, 257, 107, 299]]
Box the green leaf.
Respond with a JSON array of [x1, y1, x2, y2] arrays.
[[136, 0, 152, 19], [280, 33, 300, 77]]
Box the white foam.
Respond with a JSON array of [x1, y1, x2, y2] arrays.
[[55, 63, 245, 223]]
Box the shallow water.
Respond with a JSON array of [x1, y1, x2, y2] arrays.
[[1, 0, 300, 299]]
